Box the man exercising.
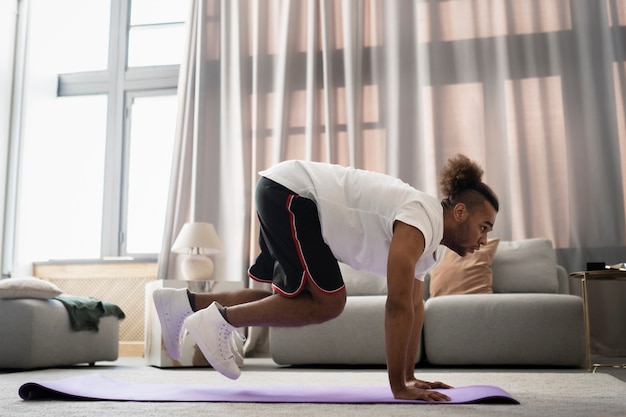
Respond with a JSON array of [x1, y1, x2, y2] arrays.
[[154, 154, 499, 402]]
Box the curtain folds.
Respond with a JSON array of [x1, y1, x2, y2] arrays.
[[159, 0, 626, 356]]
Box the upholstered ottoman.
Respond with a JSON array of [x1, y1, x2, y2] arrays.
[[0, 278, 122, 369], [0, 298, 121, 369]]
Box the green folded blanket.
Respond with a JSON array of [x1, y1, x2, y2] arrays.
[[54, 294, 126, 332]]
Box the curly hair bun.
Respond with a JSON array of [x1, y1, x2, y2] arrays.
[[439, 154, 484, 197]]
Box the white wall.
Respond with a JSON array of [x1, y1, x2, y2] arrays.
[[0, 0, 18, 276]]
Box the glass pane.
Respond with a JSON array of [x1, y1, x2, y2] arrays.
[[125, 93, 178, 254], [18, 95, 107, 261], [130, 0, 187, 25], [127, 24, 186, 67], [29, 0, 110, 73]]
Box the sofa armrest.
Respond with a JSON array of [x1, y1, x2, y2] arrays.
[[556, 265, 570, 294]]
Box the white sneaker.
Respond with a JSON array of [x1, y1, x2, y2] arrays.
[[184, 302, 245, 380], [153, 288, 193, 360]]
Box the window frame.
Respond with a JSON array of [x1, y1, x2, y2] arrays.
[[56, 0, 180, 258]]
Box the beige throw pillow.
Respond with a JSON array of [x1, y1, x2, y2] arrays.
[[429, 238, 500, 297], [0, 277, 63, 299]]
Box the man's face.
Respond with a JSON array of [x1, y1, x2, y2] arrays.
[[447, 200, 497, 257]]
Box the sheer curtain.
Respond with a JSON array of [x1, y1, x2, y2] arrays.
[[159, 0, 626, 356]]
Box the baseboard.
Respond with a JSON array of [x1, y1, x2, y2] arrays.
[[119, 342, 144, 357]]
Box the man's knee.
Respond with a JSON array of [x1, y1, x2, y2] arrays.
[[310, 290, 346, 324]]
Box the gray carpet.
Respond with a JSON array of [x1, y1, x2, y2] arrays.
[[2, 357, 626, 417]]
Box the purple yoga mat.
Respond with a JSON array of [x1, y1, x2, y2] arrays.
[[18, 374, 519, 404]]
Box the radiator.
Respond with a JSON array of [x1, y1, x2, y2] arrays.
[[33, 261, 157, 346]]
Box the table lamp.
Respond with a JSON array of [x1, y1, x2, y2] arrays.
[[171, 222, 223, 281]]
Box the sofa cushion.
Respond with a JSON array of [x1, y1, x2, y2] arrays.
[[424, 293, 585, 366], [491, 238, 559, 293], [270, 295, 422, 365], [429, 238, 499, 297], [340, 263, 387, 295]]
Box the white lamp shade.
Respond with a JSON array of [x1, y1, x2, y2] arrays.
[[171, 222, 223, 255]]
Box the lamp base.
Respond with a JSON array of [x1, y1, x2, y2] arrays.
[[179, 254, 214, 281]]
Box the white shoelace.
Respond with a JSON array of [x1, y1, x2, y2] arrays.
[[175, 311, 192, 344], [218, 326, 246, 362]]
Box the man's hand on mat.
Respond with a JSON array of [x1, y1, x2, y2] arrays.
[[393, 386, 451, 402], [392, 378, 453, 401], [407, 378, 453, 390]]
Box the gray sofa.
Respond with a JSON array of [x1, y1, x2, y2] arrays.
[[269, 238, 586, 367]]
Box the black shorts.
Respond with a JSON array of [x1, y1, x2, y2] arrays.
[[248, 177, 344, 297]]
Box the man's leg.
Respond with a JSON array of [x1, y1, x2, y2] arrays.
[[192, 281, 345, 327], [184, 280, 345, 380], [223, 280, 346, 327], [192, 288, 273, 310], [152, 286, 272, 361], [183, 177, 346, 378]]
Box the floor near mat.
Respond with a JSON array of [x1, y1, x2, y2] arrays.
[[19, 373, 519, 404]]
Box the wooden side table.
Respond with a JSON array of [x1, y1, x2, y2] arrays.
[[570, 270, 626, 372]]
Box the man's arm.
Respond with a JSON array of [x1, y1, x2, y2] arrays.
[[386, 221, 450, 401], [404, 280, 425, 379], [403, 280, 453, 391]]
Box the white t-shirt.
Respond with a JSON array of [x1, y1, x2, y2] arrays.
[[260, 160, 445, 279]]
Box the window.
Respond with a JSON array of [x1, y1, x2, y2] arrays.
[[123, 92, 178, 254], [19, 0, 185, 262], [128, 0, 187, 67]]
